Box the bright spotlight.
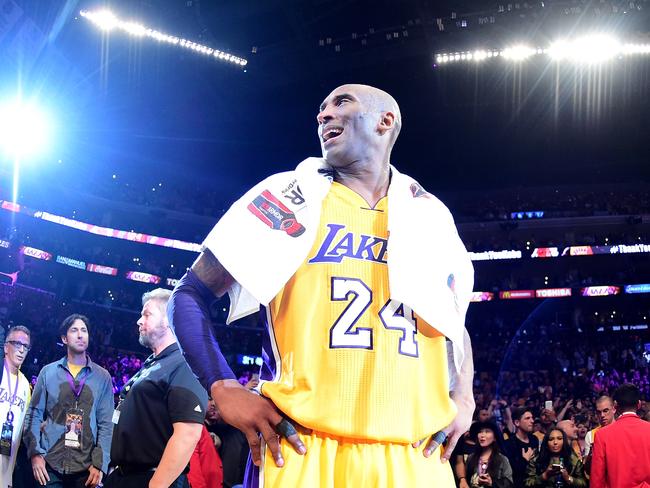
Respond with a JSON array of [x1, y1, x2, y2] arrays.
[[573, 35, 621, 63], [0, 100, 51, 158], [502, 45, 535, 61], [80, 9, 248, 67], [550, 35, 621, 63], [473, 50, 488, 61], [81, 10, 118, 31]]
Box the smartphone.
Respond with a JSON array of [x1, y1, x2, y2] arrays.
[[545, 400, 553, 410]]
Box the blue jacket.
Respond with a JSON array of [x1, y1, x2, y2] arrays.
[[23, 356, 114, 474]]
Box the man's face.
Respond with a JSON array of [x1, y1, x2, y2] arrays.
[[4, 331, 30, 370], [540, 408, 557, 426], [478, 409, 491, 422], [137, 300, 167, 349], [596, 400, 615, 426], [206, 398, 220, 423], [559, 420, 578, 440], [62, 319, 89, 354], [316, 85, 382, 168], [516, 411, 534, 433]]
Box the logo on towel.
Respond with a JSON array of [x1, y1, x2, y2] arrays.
[[247, 190, 306, 237], [281, 179, 306, 206], [409, 182, 433, 199], [309, 223, 388, 264]]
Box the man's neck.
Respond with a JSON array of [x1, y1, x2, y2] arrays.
[[5, 359, 18, 375], [67, 351, 87, 366], [516, 430, 530, 442], [333, 159, 390, 208], [152, 336, 176, 357], [619, 410, 637, 416]]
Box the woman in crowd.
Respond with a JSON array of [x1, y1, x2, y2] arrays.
[[524, 428, 587, 487], [463, 421, 513, 488]]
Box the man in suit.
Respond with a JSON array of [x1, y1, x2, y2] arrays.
[[590, 383, 650, 488]]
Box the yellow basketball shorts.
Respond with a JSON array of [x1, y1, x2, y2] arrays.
[[260, 430, 455, 487]]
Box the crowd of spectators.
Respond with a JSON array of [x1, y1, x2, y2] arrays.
[[1, 276, 649, 487], [66, 177, 650, 225], [5, 178, 649, 239], [3, 281, 648, 406]]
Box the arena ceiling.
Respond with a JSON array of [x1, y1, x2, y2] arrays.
[[3, 0, 650, 203]]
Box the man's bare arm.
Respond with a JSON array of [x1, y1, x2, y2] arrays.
[[148, 422, 202, 488], [424, 328, 475, 460], [190, 249, 235, 297]]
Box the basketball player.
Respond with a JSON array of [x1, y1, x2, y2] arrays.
[[168, 84, 475, 486]]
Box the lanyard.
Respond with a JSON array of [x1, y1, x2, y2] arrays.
[[3, 360, 20, 424], [65, 367, 88, 401]]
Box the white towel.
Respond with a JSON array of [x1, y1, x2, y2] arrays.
[[203, 157, 474, 372]]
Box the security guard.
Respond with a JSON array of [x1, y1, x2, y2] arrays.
[[105, 289, 208, 488]]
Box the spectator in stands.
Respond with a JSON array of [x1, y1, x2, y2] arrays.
[[524, 428, 586, 487], [453, 428, 477, 488], [477, 408, 492, 423], [463, 421, 512, 488], [104, 288, 207, 488], [574, 420, 588, 460], [534, 409, 557, 442], [0, 326, 32, 488], [557, 420, 581, 460], [187, 425, 223, 488], [590, 383, 650, 488], [504, 408, 538, 487], [203, 398, 248, 488], [24, 314, 114, 488], [583, 395, 615, 476]]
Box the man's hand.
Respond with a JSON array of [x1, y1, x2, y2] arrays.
[[211, 379, 306, 467], [85, 466, 103, 487], [424, 390, 475, 461], [31, 455, 50, 486], [522, 447, 535, 462]]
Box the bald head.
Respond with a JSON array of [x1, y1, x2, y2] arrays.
[[337, 84, 402, 143], [557, 419, 577, 441], [317, 84, 402, 168], [596, 395, 616, 426]]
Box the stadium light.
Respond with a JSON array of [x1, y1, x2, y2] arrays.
[[502, 44, 536, 61], [0, 98, 53, 205], [79, 9, 248, 67], [435, 34, 650, 66], [0, 99, 51, 159], [549, 35, 621, 63]]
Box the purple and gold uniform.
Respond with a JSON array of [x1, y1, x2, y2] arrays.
[[258, 182, 456, 486]]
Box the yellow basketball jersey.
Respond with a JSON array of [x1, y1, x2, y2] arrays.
[[261, 182, 456, 444]]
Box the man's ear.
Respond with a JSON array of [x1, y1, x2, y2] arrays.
[[61, 335, 68, 345], [377, 111, 396, 135]]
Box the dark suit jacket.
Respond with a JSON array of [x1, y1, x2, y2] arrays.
[[591, 413, 650, 488]]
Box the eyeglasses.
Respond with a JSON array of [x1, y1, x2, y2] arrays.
[[5, 341, 31, 352]]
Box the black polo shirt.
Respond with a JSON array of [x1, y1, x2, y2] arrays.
[[110, 343, 208, 468]]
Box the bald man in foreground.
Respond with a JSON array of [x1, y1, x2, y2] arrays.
[[169, 84, 475, 486]]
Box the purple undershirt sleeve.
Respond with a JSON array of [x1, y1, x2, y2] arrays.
[[168, 270, 236, 391]]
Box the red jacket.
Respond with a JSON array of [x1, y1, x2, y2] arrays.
[[591, 413, 650, 488], [188, 425, 223, 488]]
